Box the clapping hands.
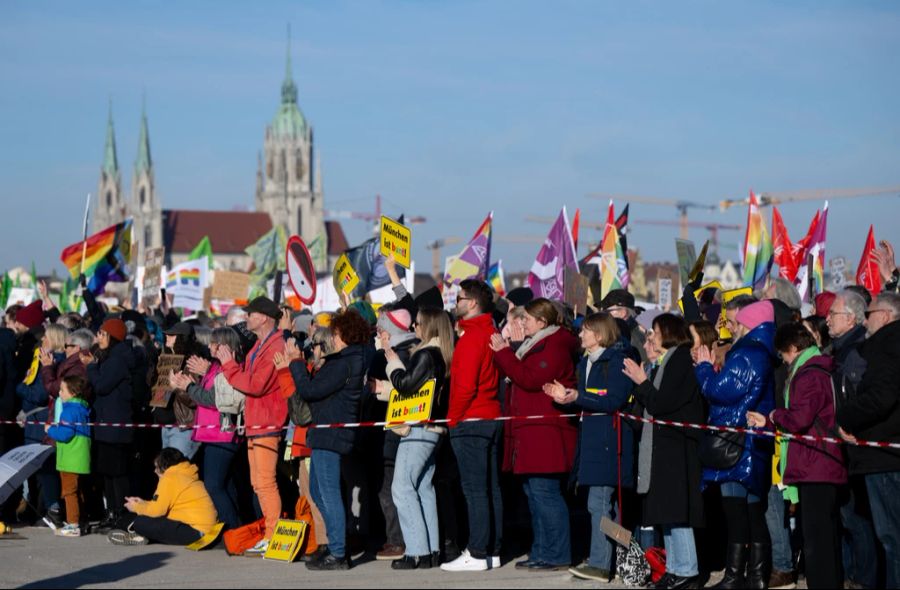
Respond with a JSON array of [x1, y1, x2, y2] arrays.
[[489, 333, 509, 352], [622, 358, 647, 385], [185, 355, 211, 377], [543, 380, 577, 405]]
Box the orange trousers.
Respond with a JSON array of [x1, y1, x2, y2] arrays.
[[247, 436, 282, 539], [59, 472, 83, 525]]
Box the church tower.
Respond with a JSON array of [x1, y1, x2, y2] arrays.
[[256, 31, 327, 268], [93, 102, 125, 232], [131, 101, 163, 256]]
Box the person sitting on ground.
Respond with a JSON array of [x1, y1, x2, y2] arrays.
[[107, 448, 218, 546]]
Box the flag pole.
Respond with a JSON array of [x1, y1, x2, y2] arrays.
[[79, 194, 91, 277]]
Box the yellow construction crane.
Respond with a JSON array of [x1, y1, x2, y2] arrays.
[[719, 185, 900, 210], [585, 194, 717, 240]]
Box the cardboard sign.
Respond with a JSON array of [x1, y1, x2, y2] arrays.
[[263, 519, 308, 562], [658, 278, 673, 310], [600, 516, 632, 547], [689, 240, 709, 283], [186, 522, 224, 551], [677, 280, 722, 313], [385, 379, 436, 428], [142, 248, 164, 302], [564, 267, 590, 314], [719, 287, 754, 340], [6, 287, 35, 306], [150, 354, 184, 408], [286, 236, 317, 305], [581, 263, 602, 309], [675, 239, 697, 289], [333, 254, 360, 295], [211, 271, 251, 302], [166, 258, 209, 310], [379, 216, 412, 268]]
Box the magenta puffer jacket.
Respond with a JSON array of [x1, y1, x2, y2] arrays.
[[191, 364, 237, 445]]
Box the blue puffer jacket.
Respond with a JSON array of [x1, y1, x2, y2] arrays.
[[16, 351, 65, 444], [695, 322, 776, 498], [572, 339, 636, 488]]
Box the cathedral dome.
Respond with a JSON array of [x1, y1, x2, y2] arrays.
[[271, 101, 307, 138]]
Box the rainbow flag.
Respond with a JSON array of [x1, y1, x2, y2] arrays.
[[796, 202, 829, 302], [444, 212, 492, 286], [60, 219, 133, 294], [741, 191, 774, 289], [599, 201, 629, 299], [487, 260, 506, 296]]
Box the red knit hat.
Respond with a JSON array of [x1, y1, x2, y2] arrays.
[[15, 301, 45, 330], [814, 291, 836, 319], [100, 318, 127, 342]]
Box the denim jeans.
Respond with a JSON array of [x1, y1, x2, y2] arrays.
[[450, 420, 503, 559], [840, 480, 877, 588], [661, 526, 699, 577], [720, 481, 762, 504], [392, 427, 441, 557], [161, 428, 200, 460], [765, 485, 794, 572], [522, 475, 571, 565], [586, 486, 616, 571], [865, 471, 900, 589], [310, 449, 346, 558], [202, 443, 241, 529]]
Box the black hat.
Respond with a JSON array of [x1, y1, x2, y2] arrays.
[[506, 287, 534, 308], [121, 309, 146, 328], [414, 286, 444, 312], [243, 296, 282, 320], [600, 289, 637, 311], [163, 322, 194, 337]]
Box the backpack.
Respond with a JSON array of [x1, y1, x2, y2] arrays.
[[222, 517, 265, 556]]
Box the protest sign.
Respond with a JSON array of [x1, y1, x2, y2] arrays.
[[719, 287, 754, 340], [142, 248, 164, 304], [333, 254, 360, 295], [263, 519, 308, 563], [689, 240, 709, 283], [6, 288, 35, 306], [379, 216, 412, 268], [286, 236, 317, 304], [150, 354, 184, 408], [165, 258, 209, 310], [658, 278, 673, 310], [675, 239, 697, 289], [564, 267, 589, 315], [211, 271, 251, 302], [677, 280, 722, 314], [385, 379, 436, 428]]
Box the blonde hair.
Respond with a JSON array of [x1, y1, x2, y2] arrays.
[[582, 312, 620, 347], [44, 324, 68, 353], [524, 298, 561, 327], [414, 309, 454, 376]]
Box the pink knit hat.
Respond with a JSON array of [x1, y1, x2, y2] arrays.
[[736, 300, 774, 331]]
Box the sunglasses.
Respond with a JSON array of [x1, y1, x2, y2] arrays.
[[865, 309, 890, 319], [64, 343, 78, 349]]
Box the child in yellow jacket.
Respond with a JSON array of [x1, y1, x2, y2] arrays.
[[108, 448, 218, 546]]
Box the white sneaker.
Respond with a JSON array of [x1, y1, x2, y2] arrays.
[[243, 539, 269, 557], [440, 549, 488, 572], [490, 556, 501, 569], [56, 523, 82, 537]]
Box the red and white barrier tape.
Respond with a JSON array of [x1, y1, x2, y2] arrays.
[[6, 412, 900, 450]]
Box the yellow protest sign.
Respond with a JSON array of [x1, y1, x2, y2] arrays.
[[385, 379, 436, 429], [719, 287, 754, 340], [186, 522, 224, 551], [263, 519, 308, 563], [380, 216, 412, 268], [333, 254, 360, 295], [677, 280, 723, 313]]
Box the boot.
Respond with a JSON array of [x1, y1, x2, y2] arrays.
[[712, 543, 748, 589], [746, 542, 772, 589], [92, 510, 118, 534]]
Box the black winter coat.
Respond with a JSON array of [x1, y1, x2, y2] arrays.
[[387, 344, 449, 422], [292, 344, 366, 455], [369, 337, 419, 460], [633, 344, 705, 527], [837, 320, 900, 474], [0, 329, 18, 421], [87, 341, 135, 445]]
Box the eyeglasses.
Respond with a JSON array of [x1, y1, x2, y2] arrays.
[[827, 310, 852, 318], [456, 297, 473, 304], [865, 308, 891, 319], [64, 343, 78, 349]]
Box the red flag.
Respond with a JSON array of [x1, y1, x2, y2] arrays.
[[572, 208, 581, 252], [856, 225, 882, 296], [772, 207, 798, 281]]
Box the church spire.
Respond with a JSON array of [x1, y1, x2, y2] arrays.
[[102, 98, 119, 177], [281, 24, 298, 105], [135, 94, 153, 175]]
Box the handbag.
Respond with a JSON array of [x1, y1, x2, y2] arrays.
[[288, 393, 313, 427], [698, 429, 745, 469]]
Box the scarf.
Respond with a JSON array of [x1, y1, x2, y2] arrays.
[[779, 345, 820, 504], [637, 347, 677, 495], [515, 325, 560, 360]]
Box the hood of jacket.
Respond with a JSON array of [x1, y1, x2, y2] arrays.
[[732, 321, 777, 358]]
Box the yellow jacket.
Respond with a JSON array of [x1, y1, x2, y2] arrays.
[[134, 462, 218, 534]]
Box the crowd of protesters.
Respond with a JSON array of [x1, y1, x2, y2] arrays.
[[0, 244, 899, 589]]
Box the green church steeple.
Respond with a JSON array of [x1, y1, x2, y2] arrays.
[[135, 96, 152, 175], [272, 25, 307, 138], [102, 99, 119, 177]]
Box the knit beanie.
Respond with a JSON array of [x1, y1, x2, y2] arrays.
[[814, 291, 836, 319], [377, 308, 413, 341], [736, 300, 774, 332], [100, 318, 127, 342], [348, 301, 377, 326], [15, 300, 45, 329]]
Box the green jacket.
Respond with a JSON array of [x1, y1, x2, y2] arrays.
[[47, 398, 92, 474]]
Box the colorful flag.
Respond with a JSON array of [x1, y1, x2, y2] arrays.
[[772, 207, 799, 281], [572, 209, 581, 252], [741, 191, 774, 289], [188, 236, 214, 268], [615, 204, 630, 269], [487, 260, 506, 296], [599, 201, 629, 298], [796, 203, 829, 302], [856, 225, 882, 296], [444, 212, 493, 286], [792, 209, 821, 277], [245, 225, 287, 298], [60, 219, 133, 294], [528, 207, 579, 300], [0, 273, 11, 309], [165, 257, 209, 310]]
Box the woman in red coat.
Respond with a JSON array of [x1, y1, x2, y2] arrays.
[[491, 298, 579, 571]]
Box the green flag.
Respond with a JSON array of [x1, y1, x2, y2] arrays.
[[245, 226, 287, 298], [30, 261, 39, 298], [189, 236, 214, 268], [0, 273, 11, 309]]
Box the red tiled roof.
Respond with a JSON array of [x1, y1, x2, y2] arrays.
[[163, 210, 273, 254], [325, 220, 349, 255]]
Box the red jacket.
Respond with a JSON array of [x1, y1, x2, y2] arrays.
[[494, 328, 579, 475], [448, 314, 500, 424], [222, 330, 287, 438]]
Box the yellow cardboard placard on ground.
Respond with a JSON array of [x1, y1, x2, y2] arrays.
[[385, 379, 436, 428], [379, 216, 412, 268], [333, 254, 360, 295], [185, 522, 224, 551], [263, 519, 308, 563], [719, 287, 754, 340]]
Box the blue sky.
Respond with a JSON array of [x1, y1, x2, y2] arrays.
[[2, 1, 899, 277]]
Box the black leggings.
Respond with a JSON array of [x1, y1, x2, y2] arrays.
[[798, 484, 843, 588], [721, 497, 769, 545], [132, 515, 203, 545]]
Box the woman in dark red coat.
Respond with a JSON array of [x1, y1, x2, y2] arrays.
[[491, 298, 579, 570]]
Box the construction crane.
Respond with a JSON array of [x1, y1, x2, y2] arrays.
[[585, 194, 717, 239], [325, 194, 427, 233], [719, 185, 900, 210], [426, 235, 545, 283], [632, 219, 741, 255]]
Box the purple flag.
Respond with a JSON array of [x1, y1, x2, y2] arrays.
[[528, 207, 579, 300]]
